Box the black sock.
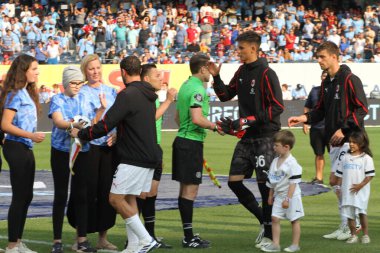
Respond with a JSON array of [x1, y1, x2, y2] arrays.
[[258, 182, 272, 239], [142, 195, 157, 239], [178, 197, 194, 240], [136, 197, 144, 215], [228, 181, 263, 223]]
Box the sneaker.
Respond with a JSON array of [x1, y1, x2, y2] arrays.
[[284, 245, 301, 252], [155, 238, 172, 249], [361, 235, 370, 244], [322, 226, 343, 239], [182, 236, 210, 249], [255, 237, 272, 249], [193, 234, 210, 245], [51, 242, 64, 253], [346, 235, 358, 244], [255, 225, 265, 244], [76, 241, 97, 253], [337, 226, 351, 240], [136, 238, 160, 253], [71, 242, 77, 251], [18, 242, 37, 253], [260, 243, 280, 252], [310, 178, 323, 184], [5, 247, 19, 253]]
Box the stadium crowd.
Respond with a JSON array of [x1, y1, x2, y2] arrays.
[[1, 0, 380, 65]]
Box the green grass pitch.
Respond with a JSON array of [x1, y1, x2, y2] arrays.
[[0, 128, 379, 252]]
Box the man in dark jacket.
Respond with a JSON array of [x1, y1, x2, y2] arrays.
[[288, 41, 368, 241], [71, 56, 160, 253], [208, 31, 284, 250]]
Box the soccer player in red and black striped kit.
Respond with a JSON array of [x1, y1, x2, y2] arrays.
[[289, 41, 368, 240], [208, 31, 284, 248]]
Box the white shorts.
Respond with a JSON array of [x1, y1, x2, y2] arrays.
[[329, 142, 349, 173], [341, 205, 366, 219], [272, 195, 304, 222], [110, 164, 154, 195]]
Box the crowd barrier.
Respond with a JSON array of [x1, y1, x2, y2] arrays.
[[38, 99, 380, 131]]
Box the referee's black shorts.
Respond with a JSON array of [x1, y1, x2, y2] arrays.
[[310, 127, 328, 156], [230, 136, 275, 182], [172, 137, 203, 185]]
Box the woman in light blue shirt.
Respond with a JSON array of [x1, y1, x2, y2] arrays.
[[0, 54, 45, 253], [67, 54, 117, 251], [49, 66, 102, 253]]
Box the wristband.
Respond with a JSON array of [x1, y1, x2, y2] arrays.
[[213, 125, 217, 132], [284, 197, 291, 202]]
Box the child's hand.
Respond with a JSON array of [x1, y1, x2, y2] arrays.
[[282, 199, 289, 209], [350, 184, 362, 194], [268, 196, 274, 206]]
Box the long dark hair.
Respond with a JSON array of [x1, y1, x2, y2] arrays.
[[349, 130, 373, 157], [0, 54, 41, 119]]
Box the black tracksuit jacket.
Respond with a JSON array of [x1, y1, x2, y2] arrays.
[[78, 81, 161, 169], [309, 64, 368, 143], [212, 58, 284, 139]]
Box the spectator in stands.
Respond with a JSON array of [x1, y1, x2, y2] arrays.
[[46, 36, 62, 64], [76, 34, 94, 59], [292, 84, 307, 100], [1, 29, 15, 56], [1, 54, 12, 65], [139, 21, 152, 48], [112, 19, 128, 52], [285, 29, 296, 52], [187, 40, 200, 52], [105, 45, 117, 64], [39, 85, 52, 103], [35, 41, 47, 64], [282, 84, 292, 101], [175, 23, 188, 50], [200, 19, 212, 46], [94, 20, 106, 52]]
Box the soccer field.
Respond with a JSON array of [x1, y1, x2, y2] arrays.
[[0, 128, 379, 252]]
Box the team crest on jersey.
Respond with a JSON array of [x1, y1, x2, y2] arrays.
[[196, 172, 202, 178], [334, 84, 340, 99], [194, 93, 203, 102], [250, 79, 256, 95]]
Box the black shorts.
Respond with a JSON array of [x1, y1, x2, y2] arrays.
[[172, 137, 203, 185], [230, 137, 275, 181], [310, 127, 328, 156], [152, 145, 163, 181]]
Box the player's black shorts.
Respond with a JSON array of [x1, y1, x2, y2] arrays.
[[230, 137, 275, 182], [310, 127, 328, 156], [172, 137, 203, 185], [153, 145, 163, 181]]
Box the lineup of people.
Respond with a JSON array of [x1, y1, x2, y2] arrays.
[[0, 29, 376, 253]]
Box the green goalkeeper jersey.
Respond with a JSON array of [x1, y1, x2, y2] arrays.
[[176, 76, 209, 142]]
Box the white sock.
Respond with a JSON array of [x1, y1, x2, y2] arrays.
[[126, 214, 151, 243], [126, 223, 139, 250]]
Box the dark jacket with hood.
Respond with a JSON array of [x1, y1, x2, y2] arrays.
[[212, 57, 284, 139], [78, 81, 161, 169], [308, 64, 368, 143]]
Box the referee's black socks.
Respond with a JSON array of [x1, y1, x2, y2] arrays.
[[178, 197, 194, 239], [137, 196, 158, 239]]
